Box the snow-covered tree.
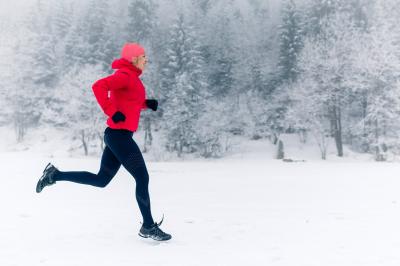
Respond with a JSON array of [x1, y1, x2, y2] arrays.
[[306, 0, 370, 36], [160, 13, 209, 156], [126, 0, 157, 44], [349, 0, 400, 160], [125, 0, 160, 152], [64, 0, 113, 71], [277, 0, 303, 84], [253, 0, 304, 143], [8, 0, 54, 140], [4, 0, 400, 160], [201, 1, 236, 98], [291, 11, 363, 157], [50, 1, 75, 72], [57, 65, 107, 155], [288, 67, 332, 159]]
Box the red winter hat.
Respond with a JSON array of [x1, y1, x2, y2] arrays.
[[121, 43, 145, 61]]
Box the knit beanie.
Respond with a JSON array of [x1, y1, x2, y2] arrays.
[[121, 43, 145, 61]]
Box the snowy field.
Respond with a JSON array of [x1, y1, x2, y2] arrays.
[[2, 147, 400, 266]]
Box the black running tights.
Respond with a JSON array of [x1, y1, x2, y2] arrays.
[[54, 127, 154, 227]]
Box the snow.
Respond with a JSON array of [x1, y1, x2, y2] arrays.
[[2, 131, 400, 265]]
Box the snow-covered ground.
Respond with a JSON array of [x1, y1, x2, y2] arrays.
[[2, 147, 400, 265], [2, 127, 400, 265]]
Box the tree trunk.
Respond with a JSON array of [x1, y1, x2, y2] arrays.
[[177, 141, 183, 157], [98, 131, 104, 152], [143, 117, 153, 153], [321, 143, 327, 160], [373, 119, 380, 160], [336, 104, 343, 157], [330, 100, 343, 157], [374, 119, 379, 146], [299, 129, 307, 144], [81, 130, 88, 156], [271, 133, 279, 145], [276, 140, 285, 159], [315, 132, 327, 160], [361, 93, 369, 152], [14, 112, 26, 142]]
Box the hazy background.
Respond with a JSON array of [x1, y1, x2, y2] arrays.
[[0, 0, 399, 161]]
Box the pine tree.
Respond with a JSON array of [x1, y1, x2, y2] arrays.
[[126, 0, 157, 44], [306, 0, 370, 37], [349, 0, 400, 160], [161, 13, 208, 156], [0, 17, 18, 126], [33, 1, 77, 128], [278, 0, 303, 83], [64, 0, 112, 71], [9, 0, 55, 140], [257, 0, 304, 142], [125, 0, 160, 152], [205, 10, 235, 98], [50, 1, 75, 72]]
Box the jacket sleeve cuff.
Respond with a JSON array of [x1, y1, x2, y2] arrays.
[[141, 100, 148, 110], [105, 105, 118, 117]]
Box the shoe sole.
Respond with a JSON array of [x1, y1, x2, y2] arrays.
[[138, 232, 171, 241]]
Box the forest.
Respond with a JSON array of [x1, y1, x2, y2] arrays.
[[0, 0, 398, 160]]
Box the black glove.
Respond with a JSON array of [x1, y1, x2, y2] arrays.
[[145, 99, 158, 111], [111, 111, 126, 123]]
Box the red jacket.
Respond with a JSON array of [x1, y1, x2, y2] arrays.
[[92, 58, 147, 132]]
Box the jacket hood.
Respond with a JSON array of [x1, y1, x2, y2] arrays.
[[111, 58, 142, 76]]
